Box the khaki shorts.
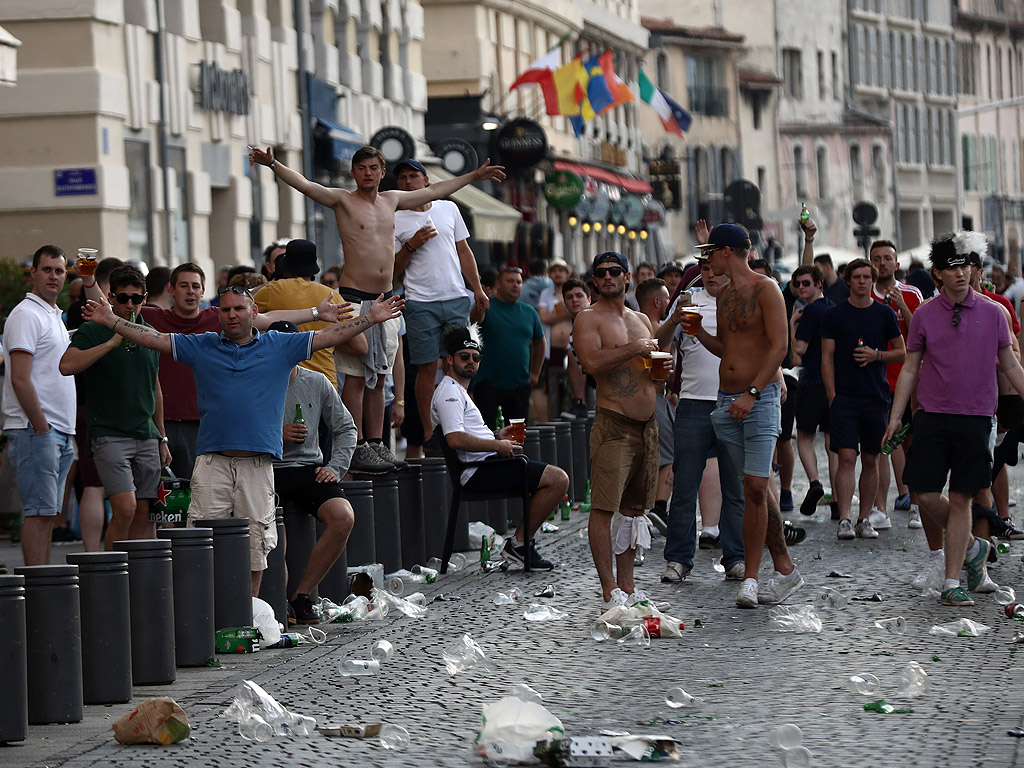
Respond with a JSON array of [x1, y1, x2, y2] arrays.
[[334, 291, 401, 378], [187, 453, 277, 571], [589, 408, 658, 512]]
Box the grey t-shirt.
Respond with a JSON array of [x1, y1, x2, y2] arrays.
[[275, 367, 356, 477]]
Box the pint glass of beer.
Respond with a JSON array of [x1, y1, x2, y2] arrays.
[[680, 307, 702, 336], [509, 418, 526, 445], [649, 351, 671, 381], [76, 248, 99, 277]]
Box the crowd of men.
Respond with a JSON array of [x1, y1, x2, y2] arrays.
[[3, 142, 1024, 616]]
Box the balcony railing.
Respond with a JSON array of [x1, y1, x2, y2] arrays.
[[688, 86, 728, 117]]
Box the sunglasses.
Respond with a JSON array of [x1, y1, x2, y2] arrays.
[[112, 292, 145, 305], [593, 266, 625, 278], [952, 302, 963, 328], [217, 285, 255, 300], [502, 266, 523, 274], [456, 352, 481, 362], [793, 279, 814, 288]]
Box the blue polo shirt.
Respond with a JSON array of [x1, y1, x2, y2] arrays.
[[171, 329, 313, 458]]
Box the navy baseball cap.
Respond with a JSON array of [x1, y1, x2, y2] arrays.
[[695, 223, 751, 257], [268, 320, 300, 333], [592, 251, 629, 272], [393, 159, 427, 176]]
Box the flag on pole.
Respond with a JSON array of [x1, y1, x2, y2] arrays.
[[637, 68, 691, 136], [596, 50, 635, 111], [552, 56, 587, 116], [509, 43, 563, 116], [579, 52, 616, 120]]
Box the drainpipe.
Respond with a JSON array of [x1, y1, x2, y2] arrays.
[[155, 0, 173, 264], [294, 0, 315, 240]]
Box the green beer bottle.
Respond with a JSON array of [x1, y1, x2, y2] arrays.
[[293, 404, 305, 425], [560, 495, 571, 521], [495, 405, 505, 431]]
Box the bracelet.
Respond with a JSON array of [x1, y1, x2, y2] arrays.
[[159, 436, 169, 444], [805, 238, 814, 243], [876, 349, 881, 362], [84, 278, 96, 287], [406, 242, 416, 253], [270, 158, 276, 170], [311, 306, 319, 322], [395, 400, 405, 406]]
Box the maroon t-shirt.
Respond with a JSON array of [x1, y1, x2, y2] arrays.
[[141, 306, 221, 422]]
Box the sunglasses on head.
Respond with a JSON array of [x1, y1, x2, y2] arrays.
[[793, 279, 814, 288], [593, 266, 625, 278], [502, 266, 523, 274], [112, 292, 146, 305], [952, 302, 963, 328], [217, 285, 255, 300], [456, 351, 481, 362]]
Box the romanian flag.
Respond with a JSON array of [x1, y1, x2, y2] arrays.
[[637, 67, 691, 136], [508, 43, 563, 116], [552, 56, 587, 116]]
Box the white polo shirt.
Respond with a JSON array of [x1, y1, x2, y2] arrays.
[[2, 292, 76, 433], [430, 374, 494, 484]]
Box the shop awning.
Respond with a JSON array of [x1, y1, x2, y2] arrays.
[[425, 164, 522, 243], [553, 160, 652, 195], [0, 25, 21, 87], [314, 118, 364, 166]]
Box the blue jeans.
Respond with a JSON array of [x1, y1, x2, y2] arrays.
[[711, 382, 782, 480], [8, 428, 76, 516], [664, 399, 745, 569]]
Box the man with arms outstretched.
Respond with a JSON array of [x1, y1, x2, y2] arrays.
[[688, 224, 803, 608], [250, 145, 504, 470]]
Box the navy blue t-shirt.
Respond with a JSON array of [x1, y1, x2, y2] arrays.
[[823, 274, 850, 303], [821, 300, 901, 404], [795, 295, 835, 387]]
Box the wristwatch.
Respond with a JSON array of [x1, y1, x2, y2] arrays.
[[746, 386, 761, 401]]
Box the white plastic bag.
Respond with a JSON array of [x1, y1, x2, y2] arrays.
[[252, 597, 281, 648], [468, 521, 496, 550], [475, 695, 565, 764]]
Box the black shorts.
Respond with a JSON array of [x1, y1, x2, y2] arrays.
[[462, 457, 545, 496], [993, 427, 1023, 476], [274, 465, 347, 519], [828, 393, 888, 455], [780, 373, 798, 440], [795, 383, 830, 435], [903, 411, 994, 495], [887, 397, 914, 436]]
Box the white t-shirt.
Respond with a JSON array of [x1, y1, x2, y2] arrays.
[[2, 292, 77, 433], [430, 375, 494, 485], [671, 289, 721, 401], [1003, 277, 1024, 316], [395, 200, 470, 303]]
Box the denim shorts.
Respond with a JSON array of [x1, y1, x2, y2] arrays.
[[8, 427, 77, 517], [404, 297, 471, 365], [711, 381, 781, 479]]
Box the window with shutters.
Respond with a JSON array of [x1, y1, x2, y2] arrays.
[[957, 40, 976, 95], [783, 48, 803, 98], [850, 143, 864, 200], [818, 50, 826, 99], [892, 33, 903, 90], [872, 144, 886, 200], [816, 145, 829, 198], [794, 144, 808, 200]]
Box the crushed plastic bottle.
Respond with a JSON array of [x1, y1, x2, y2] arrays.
[[410, 564, 439, 583], [493, 587, 524, 605], [371, 587, 428, 618], [895, 661, 929, 697], [379, 724, 410, 750], [814, 587, 849, 610], [522, 603, 568, 622], [237, 712, 274, 742], [769, 605, 822, 633], [340, 659, 380, 677], [224, 680, 317, 738], [929, 618, 991, 637], [615, 623, 651, 647], [541, 522, 560, 533], [873, 616, 907, 635], [442, 634, 492, 675], [996, 587, 1018, 606], [711, 556, 725, 573], [848, 673, 880, 696], [767, 723, 803, 750], [371, 640, 394, 663], [665, 687, 703, 708], [591, 620, 628, 642]]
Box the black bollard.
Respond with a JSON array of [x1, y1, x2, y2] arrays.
[[339, 480, 375, 566], [396, 464, 426, 569], [15, 565, 83, 724], [488, 498, 508, 535], [315, 518, 348, 603], [523, 428, 541, 463], [536, 424, 558, 468], [257, 509, 288, 628], [65, 551, 132, 702], [546, 421, 574, 500], [369, 474, 402, 573], [283, 504, 318, 601], [586, 411, 594, 466], [115, 539, 176, 685], [408, 457, 447, 560], [568, 418, 588, 499], [158, 528, 215, 667], [206, 518, 253, 630], [0, 574, 27, 743]]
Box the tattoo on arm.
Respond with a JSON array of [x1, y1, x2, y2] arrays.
[[606, 367, 639, 398]]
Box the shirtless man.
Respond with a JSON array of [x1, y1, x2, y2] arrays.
[[573, 252, 661, 610], [250, 144, 504, 470], [687, 224, 804, 609]]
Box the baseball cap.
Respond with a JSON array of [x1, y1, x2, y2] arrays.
[[694, 223, 751, 258], [548, 257, 570, 271], [591, 251, 629, 272], [393, 159, 427, 176], [930, 237, 969, 270], [268, 320, 300, 333], [658, 263, 683, 277], [444, 326, 482, 355]]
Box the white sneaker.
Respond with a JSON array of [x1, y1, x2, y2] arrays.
[[868, 508, 892, 530], [629, 589, 650, 604], [660, 561, 691, 583], [601, 587, 629, 612], [912, 550, 945, 591], [724, 562, 745, 581], [855, 518, 879, 539], [908, 505, 923, 529], [736, 578, 759, 608], [758, 567, 805, 605]]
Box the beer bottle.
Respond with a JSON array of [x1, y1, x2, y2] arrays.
[[293, 404, 305, 425]]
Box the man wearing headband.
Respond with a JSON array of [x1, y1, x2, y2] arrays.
[[430, 327, 567, 570], [886, 234, 1024, 606], [573, 251, 661, 610]]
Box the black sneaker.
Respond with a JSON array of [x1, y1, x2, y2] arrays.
[[350, 443, 395, 473], [800, 481, 824, 516], [561, 401, 589, 420], [502, 538, 555, 570], [784, 522, 806, 546], [288, 594, 320, 625], [997, 517, 1024, 540], [698, 532, 720, 549]]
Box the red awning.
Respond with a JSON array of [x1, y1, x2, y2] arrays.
[[553, 160, 653, 195]]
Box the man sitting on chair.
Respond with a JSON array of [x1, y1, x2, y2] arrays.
[[431, 326, 567, 570]]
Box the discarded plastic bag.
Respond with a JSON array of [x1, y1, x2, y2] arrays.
[[769, 605, 822, 633], [474, 694, 565, 765], [113, 697, 190, 745], [469, 520, 497, 550], [442, 633, 492, 675], [929, 618, 991, 637], [223, 680, 316, 739], [371, 587, 428, 618], [523, 603, 568, 622], [598, 603, 685, 638], [252, 596, 281, 648]]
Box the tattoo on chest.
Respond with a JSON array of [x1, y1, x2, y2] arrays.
[[721, 285, 763, 333], [606, 366, 639, 398]]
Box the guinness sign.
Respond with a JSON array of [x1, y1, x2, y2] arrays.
[[496, 119, 547, 169], [199, 60, 250, 116]]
